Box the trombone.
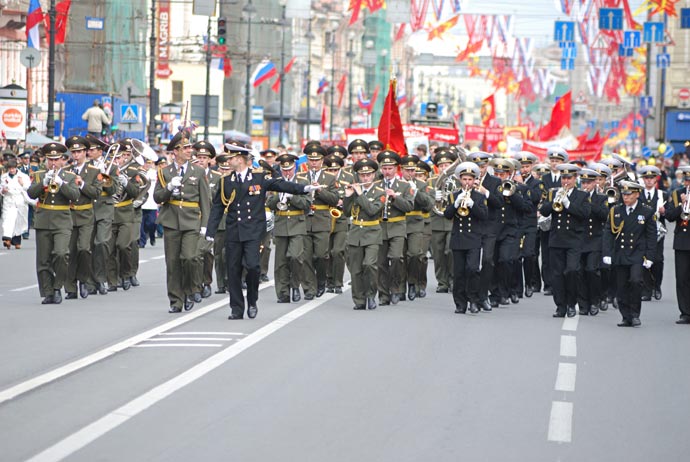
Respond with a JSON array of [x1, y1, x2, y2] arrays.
[[99, 143, 121, 187]]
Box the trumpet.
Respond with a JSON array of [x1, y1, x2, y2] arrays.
[[681, 188, 690, 221], [552, 186, 570, 212], [500, 179, 517, 197], [457, 187, 472, 217], [47, 168, 60, 194], [276, 193, 289, 211]]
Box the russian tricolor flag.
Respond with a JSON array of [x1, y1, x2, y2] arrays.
[[316, 77, 329, 95], [251, 60, 277, 88], [26, 0, 43, 50]]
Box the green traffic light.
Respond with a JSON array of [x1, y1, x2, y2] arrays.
[[218, 37, 226, 45]]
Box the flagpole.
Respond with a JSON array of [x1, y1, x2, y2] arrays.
[[278, 1, 286, 145], [203, 15, 212, 138], [148, 0, 157, 143], [46, 0, 56, 138]]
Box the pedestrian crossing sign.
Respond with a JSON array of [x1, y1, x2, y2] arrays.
[[121, 104, 139, 123]]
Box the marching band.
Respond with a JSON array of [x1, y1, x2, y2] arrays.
[[6, 134, 690, 328]]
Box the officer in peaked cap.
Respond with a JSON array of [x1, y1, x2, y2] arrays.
[[323, 154, 344, 171], [348, 139, 369, 156], [193, 140, 216, 159], [429, 148, 459, 294], [27, 143, 80, 304], [327, 145, 348, 159], [602, 179, 656, 327], [539, 162, 591, 318], [637, 164, 666, 301], [368, 140, 384, 157], [224, 140, 252, 157], [343, 158, 385, 310], [66, 136, 91, 153], [168, 131, 193, 152]]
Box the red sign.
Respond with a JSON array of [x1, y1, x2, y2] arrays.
[[522, 141, 602, 163], [679, 88, 690, 101], [345, 125, 460, 144], [2, 108, 23, 128], [464, 125, 504, 144], [156, 1, 172, 79]]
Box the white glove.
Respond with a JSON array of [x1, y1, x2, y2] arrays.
[[53, 175, 64, 186], [643, 259, 653, 269], [118, 174, 129, 186], [304, 184, 323, 193], [561, 196, 570, 209], [464, 197, 474, 208], [167, 176, 182, 191], [454, 194, 463, 208], [43, 172, 52, 186], [602, 256, 612, 265], [410, 181, 417, 192], [284, 193, 293, 199], [200, 227, 207, 236], [205, 236, 214, 242], [435, 190, 443, 201]]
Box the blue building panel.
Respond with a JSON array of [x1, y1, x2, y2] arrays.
[[55, 92, 146, 140]]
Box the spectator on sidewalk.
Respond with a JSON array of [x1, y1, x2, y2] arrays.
[[81, 100, 111, 138]]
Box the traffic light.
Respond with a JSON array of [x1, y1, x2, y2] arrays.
[[217, 17, 227, 45]]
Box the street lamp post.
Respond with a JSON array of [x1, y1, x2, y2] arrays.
[[278, 0, 287, 144], [243, 1, 256, 135], [46, 0, 56, 137], [148, 0, 157, 142], [203, 16, 212, 138], [328, 28, 336, 141], [346, 32, 355, 128]]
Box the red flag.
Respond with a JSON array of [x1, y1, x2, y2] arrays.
[[44, 0, 71, 45], [348, 0, 364, 25], [394, 24, 406, 42], [321, 106, 327, 136], [337, 74, 347, 108], [377, 80, 407, 156], [223, 57, 233, 78], [480, 94, 496, 127], [427, 14, 459, 41], [368, 85, 380, 115], [270, 57, 296, 93], [538, 91, 572, 141]]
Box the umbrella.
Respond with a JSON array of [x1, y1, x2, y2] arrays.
[[25, 131, 55, 146]]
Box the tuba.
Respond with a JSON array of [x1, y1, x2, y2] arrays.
[[432, 158, 461, 216]]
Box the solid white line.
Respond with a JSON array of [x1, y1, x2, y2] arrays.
[[554, 363, 577, 392], [151, 255, 165, 260], [560, 335, 577, 358], [26, 288, 347, 462], [132, 344, 223, 348], [547, 401, 573, 443], [138, 259, 150, 264], [158, 332, 245, 336], [561, 314, 579, 332], [0, 280, 274, 405], [10, 284, 39, 292], [144, 338, 233, 342]]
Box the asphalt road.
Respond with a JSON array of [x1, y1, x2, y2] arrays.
[[0, 228, 689, 462]]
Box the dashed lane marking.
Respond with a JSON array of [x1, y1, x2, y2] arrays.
[[547, 401, 573, 443], [559, 335, 577, 358], [554, 362, 577, 392], [132, 343, 224, 348]]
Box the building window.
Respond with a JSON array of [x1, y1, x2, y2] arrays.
[[172, 81, 183, 103]]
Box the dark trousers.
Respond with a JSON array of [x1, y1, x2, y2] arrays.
[[35, 228, 71, 297], [549, 247, 580, 314], [139, 209, 157, 247], [226, 238, 261, 317], [675, 250, 690, 317], [540, 230, 552, 290], [479, 233, 496, 300], [492, 234, 518, 300], [642, 237, 665, 296], [452, 248, 480, 307], [615, 264, 644, 321], [577, 250, 602, 311]]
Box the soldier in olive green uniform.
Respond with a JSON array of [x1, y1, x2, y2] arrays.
[[375, 151, 414, 305], [86, 134, 119, 294], [400, 155, 434, 300], [64, 136, 103, 299], [27, 143, 81, 304], [213, 155, 233, 293], [265, 154, 310, 302], [416, 161, 433, 297], [344, 159, 386, 310], [324, 153, 354, 293], [154, 131, 211, 313], [192, 140, 222, 299], [127, 155, 151, 288], [259, 149, 279, 282], [343, 139, 370, 180], [429, 149, 459, 293], [297, 145, 339, 299]]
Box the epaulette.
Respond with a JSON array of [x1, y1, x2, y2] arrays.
[[374, 186, 384, 192], [251, 167, 264, 174], [296, 172, 308, 179], [210, 170, 222, 176], [63, 170, 76, 176], [87, 164, 100, 170], [323, 171, 335, 178]]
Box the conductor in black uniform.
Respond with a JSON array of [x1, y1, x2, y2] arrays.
[[205, 142, 322, 320], [539, 164, 591, 318], [663, 166, 690, 324], [602, 181, 657, 327]]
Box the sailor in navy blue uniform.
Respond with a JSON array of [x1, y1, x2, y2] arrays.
[[665, 166, 690, 324]]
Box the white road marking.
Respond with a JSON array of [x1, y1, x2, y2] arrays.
[[144, 338, 233, 342], [547, 401, 573, 443], [554, 363, 577, 392], [138, 259, 149, 264], [151, 255, 165, 260], [10, 284, 39, 292], [25, 288, 347, 462], [561, 314, 579, 332], [560, 335, 577, 358], [132, 343, 223, 348], [158, 332, 245, 336], [0, 281, 274, 405]]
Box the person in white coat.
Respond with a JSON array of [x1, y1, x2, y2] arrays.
[[1, 158, 34, 249]]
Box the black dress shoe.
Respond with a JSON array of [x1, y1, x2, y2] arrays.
[[408, 285, 416, 301], [617, 320, 632, 327], [553, 312, 566, 318], [184, 297, 194, 311], [292, 288, 301, 302], [675, 316, 690, 324], [391, 293, 400, 305], [353, 304, 366, 310], [260, 274, 269, 283], [333, 287, 343, 294], [79, 282, 89, 299], [316, 286, 326, 297], [130, 276, 140, 287], [107, 285, 117, 292], [87, 287, 97, 295], [65, 292, 78, 300], [631, 318, 641, 327], [122, 278, 131, 291], [191, 292, 202, 303], [566, 306, 576, 317], [640, 295, 652, 302], [326, 287, 335, 293], [599, 300, 608, 311], [436, 287, 449, 293], [379, 300, 390, 306], [589, 305, 599, 316], [399, 293, 406, 302], [525, 287, 534, 298], [367, 297, 377, 310], [455, 304, 467, 314], [52, 290, 62, 304], [41, 295, 55, 305], [469, 303, 481, 314], [248, 305, 258, 318], [579, 309, 589, 316], [201, 284, 212, 298], [168, 306, 182, 313], [215, 287, 227, 294], [418, 288, 426, 298], [510, 294, 519, 304], [304, 293, 315, 301], [499, 297, 510, 306], [97, 282, 108, 295], [490, 299, 500, 308], [228, 313, 244, 320], [482, 300, 492, 312], [277, 297, 290, 303], [654, 288, 662, 300], [543, 288, 553, 296]]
